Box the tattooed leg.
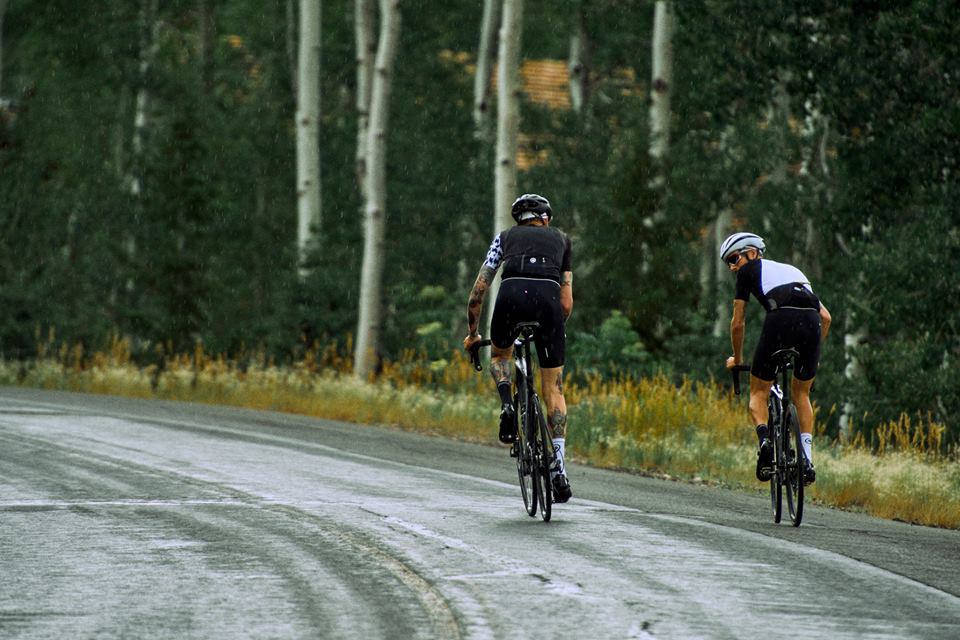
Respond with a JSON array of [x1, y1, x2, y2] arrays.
[[489, 358, 512, 387], [548, 410, 568, 439]]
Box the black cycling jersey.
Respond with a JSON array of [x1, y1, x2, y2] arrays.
[[483, 223, 572, 368], [484, 225, 572, 284], [735, 258, 821, 312]]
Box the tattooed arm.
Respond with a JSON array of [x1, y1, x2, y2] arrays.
[[560, 270, 573, 321], [464, 265, 496, 347]]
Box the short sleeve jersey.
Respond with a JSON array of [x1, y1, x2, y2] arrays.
[[735, 258, 821, 312], [483, 225, 572, 283]]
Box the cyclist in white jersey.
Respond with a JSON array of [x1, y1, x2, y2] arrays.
[[720, 232, 832, 484]]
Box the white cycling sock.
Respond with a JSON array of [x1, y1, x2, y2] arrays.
[[552, 438, 566, 474], [801, 433, 813, 463]]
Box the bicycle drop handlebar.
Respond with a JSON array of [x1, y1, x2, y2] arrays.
[[729, 364, 752, 396], [468, 339, 492, 371]]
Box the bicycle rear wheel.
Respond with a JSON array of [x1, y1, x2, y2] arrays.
[[769, 401, 783, 524], [784, 404, 804, 526], [515, 389, 537, 517], [533, 401, 552, 522]]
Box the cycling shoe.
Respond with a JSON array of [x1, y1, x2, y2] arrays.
[[756, 438, 773, 481]]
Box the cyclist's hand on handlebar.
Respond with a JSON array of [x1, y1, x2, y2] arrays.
[[463, 333, 482, 352], [725, 356, 741, 370]]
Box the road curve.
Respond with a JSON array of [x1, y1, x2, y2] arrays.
[[1, 388, 958, 639]]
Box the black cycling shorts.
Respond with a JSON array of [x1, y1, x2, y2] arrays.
[[751, 308, 821, 382], [490, 278, 566, 368]]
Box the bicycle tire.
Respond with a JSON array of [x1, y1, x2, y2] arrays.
[[769, 398, 783, 524], [514, 387, 536, 518], [534, 401, 552, 522], [784, 404, 804, 526]]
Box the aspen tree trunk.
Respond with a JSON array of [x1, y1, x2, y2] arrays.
[[474, 0, 500, 141], [458, 0, 499, 334], [646, 0, 673, 228], [712, 207, 731, 338], [568, 6, 589, 115], [485, 0, 523, 333], [296, 0, 322, 276], [838, 233, 865, 442], [0, 0, 7, 98], [126, 0, 160, 291], [286, 0, 297, 100], [354, 0, 376, 189], [354, 0, 400, 379], [197, 0, 215, 94]]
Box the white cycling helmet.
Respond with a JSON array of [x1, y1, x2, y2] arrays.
[[719, 232, 765, 262]]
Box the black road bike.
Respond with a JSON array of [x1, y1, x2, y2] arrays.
[[731, 348, 806, 527], [470, 322, 556, 522]]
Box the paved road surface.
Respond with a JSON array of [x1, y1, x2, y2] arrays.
[[1, 388, 958, 639]]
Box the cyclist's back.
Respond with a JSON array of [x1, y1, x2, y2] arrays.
[[463, 193, 574, 503], [720, 232, 831, 486], [734, 257, 821, 382]]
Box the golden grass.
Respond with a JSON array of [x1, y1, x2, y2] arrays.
[[3, 338, 958, 529]]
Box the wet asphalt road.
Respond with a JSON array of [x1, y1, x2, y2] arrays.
[[1, 387, 958, 639]]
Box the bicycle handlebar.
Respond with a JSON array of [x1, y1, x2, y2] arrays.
[[729, 364, 751, 396], [467, 339, 492, 371]]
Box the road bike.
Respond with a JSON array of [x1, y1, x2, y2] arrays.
[[470, 322, 556, 522], [731, 348, 806, 526]]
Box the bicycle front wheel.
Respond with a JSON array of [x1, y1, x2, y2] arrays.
[[533, 401, 552, 522], [784, 404, 804, 526], [769, 402, 783, 524], [515, 390, 537, 517]]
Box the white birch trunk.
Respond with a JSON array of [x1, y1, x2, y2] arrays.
[[840, 325, 866, 441], [485, 0, 523, 333], [0, 0, 7, 99], [286, 0, 298, 100], [473, 0, 500, 141], [644, 1, 673, 232], [648, 1, 673, 164], [354, 0, 376, 188], [712, 207, 731, 338], [126, 0, 160, 283], [197, 0, 214, 94], [296, 0, 322, 276], [568, 9, 588, 115], [354, 0, 400, 379]]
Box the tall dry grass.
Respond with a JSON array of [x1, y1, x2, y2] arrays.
[[3, 336, 957, 528]]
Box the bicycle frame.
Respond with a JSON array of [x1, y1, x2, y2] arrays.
[[469, 325, 555, 522], [512, 323, 554, 521], [731, 348, 805, 526]]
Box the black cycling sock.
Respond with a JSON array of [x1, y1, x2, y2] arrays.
[[756, 424, 769, 444], [497, 382, 513, 406]]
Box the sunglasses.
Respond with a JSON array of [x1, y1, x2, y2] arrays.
[[725, 253, 742, 266]]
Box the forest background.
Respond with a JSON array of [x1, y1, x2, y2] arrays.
[[1, 0, 958, 446]]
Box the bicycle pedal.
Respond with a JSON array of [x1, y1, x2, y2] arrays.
[[509, 442, 519, 458]]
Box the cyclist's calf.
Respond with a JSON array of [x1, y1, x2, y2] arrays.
[[791, 377, 816, 435], [540, 366, 567, 438], [748, 374, 775, 428]]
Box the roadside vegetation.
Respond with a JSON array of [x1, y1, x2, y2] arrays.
[[4, 336, 958, 529]]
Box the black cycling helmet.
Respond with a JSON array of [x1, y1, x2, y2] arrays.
[[511, 193, 552, 223]]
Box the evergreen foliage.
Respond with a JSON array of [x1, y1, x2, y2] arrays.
[[1, 0, 957, 441]]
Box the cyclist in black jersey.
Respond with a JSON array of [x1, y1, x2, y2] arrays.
[[720, 232, 832, 485], [463, 194, 574, 503]]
